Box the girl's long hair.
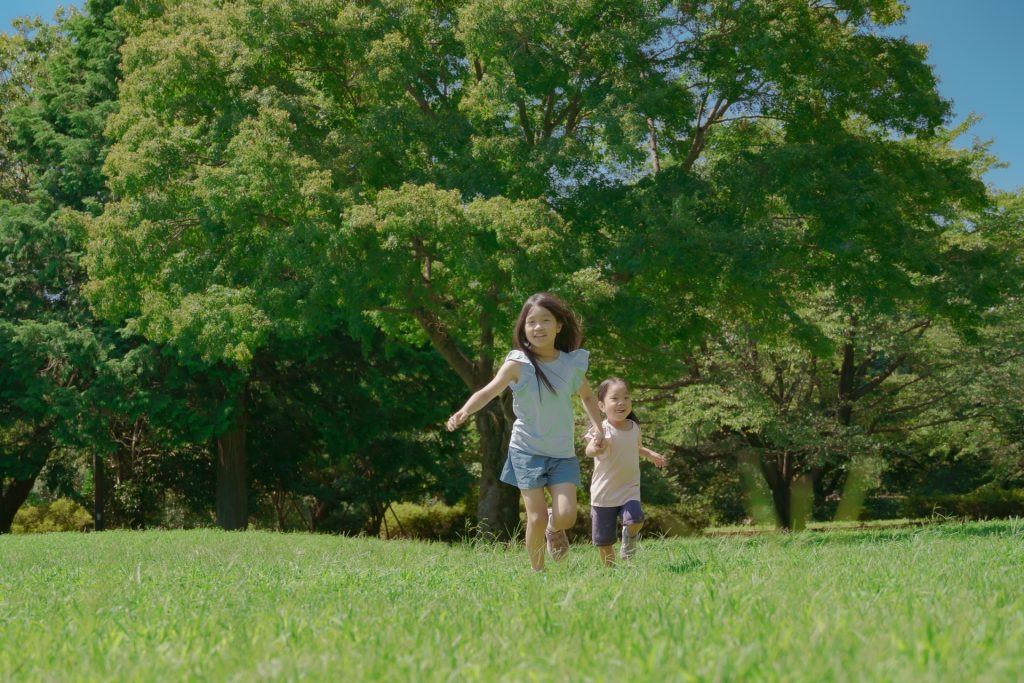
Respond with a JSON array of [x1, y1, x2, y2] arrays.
[[597, 377, 638, 424], [513, 292, 582, 394]]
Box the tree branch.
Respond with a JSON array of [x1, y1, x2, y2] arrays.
[[647, 117, 660, 174], [516, 98, 535, 145], [413, 308, 477, 388], [405, 85, 436, 118], [871, 411, 988, 435]]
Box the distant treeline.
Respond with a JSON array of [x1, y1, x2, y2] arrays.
[[3, 0, 1022, 536]]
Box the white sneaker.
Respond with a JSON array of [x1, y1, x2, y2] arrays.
[[546, 509, 568, 561], [620, 525, 638, 560]]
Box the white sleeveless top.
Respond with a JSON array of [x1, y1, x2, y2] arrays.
[[505, 348, 589, 458], [588, 419, 642, 507]]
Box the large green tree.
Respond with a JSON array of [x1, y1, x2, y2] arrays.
[[246, 328, 471, 534], [86, 0, 355, 528], [644, 170, 1024, 528], [88, 0, 1012, 534], [0, 0, 127, 532]]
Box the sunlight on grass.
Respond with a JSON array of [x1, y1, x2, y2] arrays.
[[1, 523, 1022, 681]]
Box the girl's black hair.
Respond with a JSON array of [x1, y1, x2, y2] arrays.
[[597, 377, 638, 424], [512, 292, 582, 395]]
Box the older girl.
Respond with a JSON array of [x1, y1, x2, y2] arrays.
[[448, 292, 604, 571]]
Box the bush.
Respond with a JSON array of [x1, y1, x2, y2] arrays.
[[380, 502, 472, 542], [565, 502, 712, 543], [12, 498, 93, 533], [381, 499, 713, 544], [641, 503, 713, 537], [904, 487, 1024, 520], [861, 495, 906, 520]]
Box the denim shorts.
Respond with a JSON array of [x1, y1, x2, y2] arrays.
[[500, 447, 581, 490], [591, 499, 644, 546]]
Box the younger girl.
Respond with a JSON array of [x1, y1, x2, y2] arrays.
[[584, 377, 666, 566], [447, 292, 605, 571]]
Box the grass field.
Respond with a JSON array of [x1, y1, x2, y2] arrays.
[[2, 521, 1022, 682]]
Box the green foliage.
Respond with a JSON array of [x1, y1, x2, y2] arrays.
[[379, 502, 472, 542], [377, 491, 716, 543], [640, 502, 713, 537], [905, 487, 1024, 521], [88, 0, 350, 366], [0, 0, 159, 532], [11, 498, 93, 533], [6, 0, 1023, 535], [643, 299, 1024, 528], [246, 330, 472, 535], [342, 183, 574, 364]]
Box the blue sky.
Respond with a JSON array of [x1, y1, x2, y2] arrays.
[[2, 0, 1022, 192]]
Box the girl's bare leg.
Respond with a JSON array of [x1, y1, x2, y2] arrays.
[[598, 545, 616, 567], [547, 483, 577, 531], [520, 488, 549, 571]]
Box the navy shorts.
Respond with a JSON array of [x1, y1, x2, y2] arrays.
[[500, 447, 581, 490], [591, 500, 644, 546]]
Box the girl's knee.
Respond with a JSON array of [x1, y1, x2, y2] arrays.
[[552, 508, 577, 529], [526, 510, 547, 528]]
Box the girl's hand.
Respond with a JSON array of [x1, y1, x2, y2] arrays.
[[583, 427, 606, 456], [590, 427, 605, 450], [647, 451, 667, 468], [447, 410, 469, 431]]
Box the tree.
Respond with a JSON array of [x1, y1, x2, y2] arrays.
[[86, 0, 354, 528], [90, 0, 1015, 534], [560, 4, 1024, 527], [646, 179, 1024, 528], [87, 0, 638, 534], [0, 0, 126, 532], [341, 184, 584, 535], [246, 329, 471, 534]]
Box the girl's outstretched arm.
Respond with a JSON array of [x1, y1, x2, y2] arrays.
[[638, 430, 667, 467], [577, 377, 605, 448], [639, 446, 666, 467], [446, 360, 521, 431]]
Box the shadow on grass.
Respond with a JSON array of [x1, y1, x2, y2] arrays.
[[666, 550, 705, 574], [705, 519, 1023, 548]]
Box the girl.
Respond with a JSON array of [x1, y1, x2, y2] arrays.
[[585, 377, 666, 566], [447, 292, 605, 571]]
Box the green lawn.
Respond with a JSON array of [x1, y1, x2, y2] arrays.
[[2, 521, 1022, 681]]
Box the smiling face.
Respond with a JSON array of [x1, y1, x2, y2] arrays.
[[513, 292, 580, 358], [598, 381, 632, 425], [523, 304, 562, 353]]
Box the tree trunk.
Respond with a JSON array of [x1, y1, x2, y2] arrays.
[[216, 390, 248, 530], [761, 462, 815, 531], [838, 340, 856, 426], [766, 472, 791, 530], [0, 475, 37, 534], [93, 453, 106, 531], [474, 400, 519, 540], [789, 474, 813, 531]]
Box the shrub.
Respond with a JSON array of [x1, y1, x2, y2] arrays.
[[12, 499, 93, 533], [381, 499, 713, 544], [380, 502, 472, 542], [861, 495, 906, 520], [904, 487, 1024, 520], [642, 503, 713, 537]]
